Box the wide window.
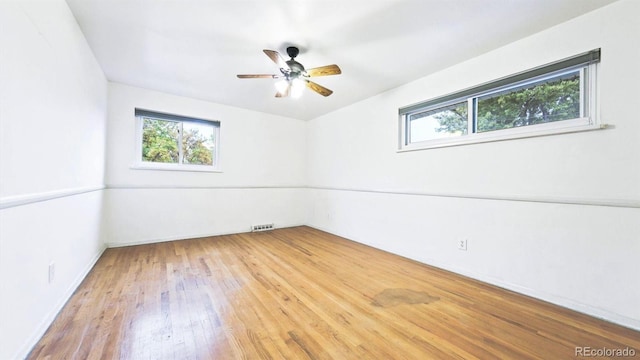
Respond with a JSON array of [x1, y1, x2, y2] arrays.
[[134, 109, 220, 171], [399, 49, 601, 151]]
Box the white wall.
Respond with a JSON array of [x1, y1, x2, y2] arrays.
[[104, 83, 308, 246], [2, 2, 638, 358], [307, 0, 640, 330], [0, 0, 108, 359]]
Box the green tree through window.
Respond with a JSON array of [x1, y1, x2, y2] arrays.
[[140, 113, 218, 167], [431, 72, 580, 135], [181, 123, 214, 165], [475, 72, 580, 132], [142, 119, 179, 163]]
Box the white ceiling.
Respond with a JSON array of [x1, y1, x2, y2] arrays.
[[65, 0, 616, 120]]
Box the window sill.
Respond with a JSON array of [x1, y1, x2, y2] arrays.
[[398, 119, 607, 152], [131, 163, 222, 173]]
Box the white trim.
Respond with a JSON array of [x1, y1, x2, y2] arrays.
[[399, 120, 606, 151], [4, 185, 632, 209], [130, 162, 223, 173], [17, 246, 107, 360], [306, 186, 639, 209], [588, 62, 599, 124], [0, 185, 105, 210], [106, 184, 306, 190], [105, 184, 637, 208]]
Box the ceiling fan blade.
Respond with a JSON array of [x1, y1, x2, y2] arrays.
[[306, 64, 342, 77], [305, 80, 333, 97], [263, 50, 289, 70], [237, 74, 277, 79]]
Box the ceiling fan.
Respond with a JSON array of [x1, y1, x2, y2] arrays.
[[237, 46, 341, 98]]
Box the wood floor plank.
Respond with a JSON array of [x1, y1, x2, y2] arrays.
[[28, 226, 640, 359]]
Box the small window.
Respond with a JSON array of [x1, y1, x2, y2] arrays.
[[134, 109, 220, 171], [399, 49, 601, 151]]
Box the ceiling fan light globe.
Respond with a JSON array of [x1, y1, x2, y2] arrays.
[[275, 79, 289, 95], [291, 78, 305, 99]]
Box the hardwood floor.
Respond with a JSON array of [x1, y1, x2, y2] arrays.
[[29, 226, 639, 359]]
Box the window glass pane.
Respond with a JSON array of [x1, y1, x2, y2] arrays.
[[409, 102, 468, 143], [181, 122, 215, 165], [142, 118, 179, 163], [476, 70, 581, 133]]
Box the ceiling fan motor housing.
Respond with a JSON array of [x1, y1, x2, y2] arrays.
[[286, 60, 305, 74], [284, 47, 305, 75], [286, 46, 300, 59]]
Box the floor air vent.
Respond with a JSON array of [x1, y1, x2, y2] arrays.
[[251, 223, 274, 232]]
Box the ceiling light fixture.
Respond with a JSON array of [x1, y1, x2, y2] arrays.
[[275, 79, 289, 96], [291, 78, 305, 99], [238, 46, 341, 98]]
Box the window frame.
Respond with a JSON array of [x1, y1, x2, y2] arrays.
[[407, 99, 469, 143], [398, 49, 603, 151], [132, 109, 221, 172]]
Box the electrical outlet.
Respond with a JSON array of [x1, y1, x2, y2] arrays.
[[457, 239, 468, 251], [48, 262, 55, 283]]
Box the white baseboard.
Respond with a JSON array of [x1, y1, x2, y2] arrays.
[[106, 223, 305, 248], [426, 258, 640, 332], [306, 224, 640, 332], [15, 246, 107, 360]]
